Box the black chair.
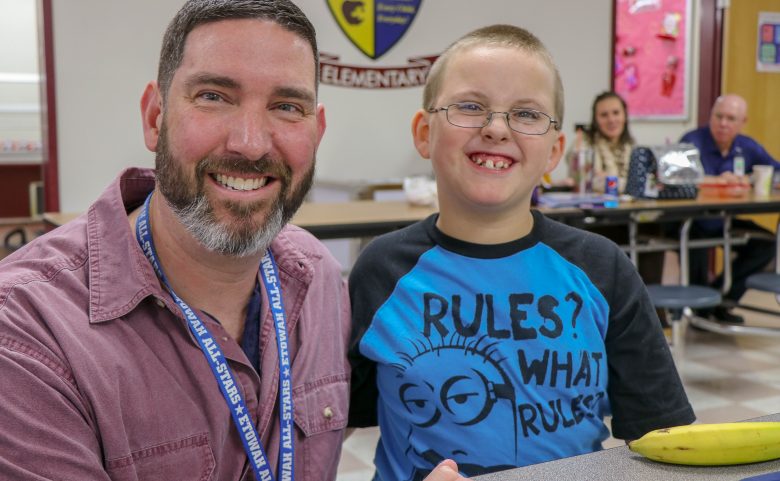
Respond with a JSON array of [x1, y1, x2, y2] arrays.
[[645, 218, 721, 361], [683, 219, 780, 338], [745, 223, 780, 295], [746, 272, 780, 295]]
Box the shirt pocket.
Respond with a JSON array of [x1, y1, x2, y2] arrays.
[[293, 375, 349, 479], [105, 433, 216, 481]]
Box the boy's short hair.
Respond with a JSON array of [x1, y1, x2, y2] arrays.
[[423, 24, 564, 128]]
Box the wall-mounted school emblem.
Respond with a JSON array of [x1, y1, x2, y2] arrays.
[[327, 0, 422, 60]]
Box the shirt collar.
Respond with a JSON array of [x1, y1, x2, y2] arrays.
[[87, 167, 160, 323]]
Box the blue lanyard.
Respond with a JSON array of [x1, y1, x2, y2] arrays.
[[135, 193, 294, 481]]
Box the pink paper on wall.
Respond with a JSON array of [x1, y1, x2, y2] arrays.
[[614, 0, 690, 119]]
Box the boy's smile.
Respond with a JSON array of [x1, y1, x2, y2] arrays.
[[468, 152, 515, 170]]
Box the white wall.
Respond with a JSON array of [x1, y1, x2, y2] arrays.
[[0, 0, 41, 146], [52, 0, 179, 211], [49, 0, 700, 211]]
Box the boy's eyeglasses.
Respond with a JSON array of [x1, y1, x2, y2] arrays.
[[427, 102, 560, 136]]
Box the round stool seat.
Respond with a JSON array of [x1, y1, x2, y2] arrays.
[[746, 273, 780, 295], [646, 284, 722, 310]]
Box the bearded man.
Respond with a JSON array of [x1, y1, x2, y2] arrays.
[[0, 1, 350, 479]]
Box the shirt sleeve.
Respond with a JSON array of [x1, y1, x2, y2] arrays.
[[0, 341, 111, 480], [602, 248, 696, 440], [747, 138, 780, 170], [679, 130, 694, 144]]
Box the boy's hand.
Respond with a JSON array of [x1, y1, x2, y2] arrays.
[[423, 460, 470, 480]]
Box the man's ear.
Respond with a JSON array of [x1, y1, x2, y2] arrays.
[[545, 131, 566, 174], [140, 81, 163, 152], [315, 103, 326, 147], [411, 109, 431, 159]]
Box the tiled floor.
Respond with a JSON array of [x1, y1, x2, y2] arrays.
[[336, 291, 780, 480]]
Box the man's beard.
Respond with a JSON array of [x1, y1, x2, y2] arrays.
[[154, 124, 314, 257]]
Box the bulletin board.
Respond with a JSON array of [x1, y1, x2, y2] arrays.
[[757, 11, 780, 73], [613, 0, 691, 120]]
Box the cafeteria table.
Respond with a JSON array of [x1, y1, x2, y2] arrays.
[[474, 414, 780, 481]]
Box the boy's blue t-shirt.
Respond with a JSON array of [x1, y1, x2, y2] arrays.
[[348, 211, 694, 480]]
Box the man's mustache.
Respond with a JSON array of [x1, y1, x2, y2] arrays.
[[195, 156, 291, 181]]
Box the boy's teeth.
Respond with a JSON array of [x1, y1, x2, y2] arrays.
[[215, 174, 267, 191], [471, 155, 510, 170]]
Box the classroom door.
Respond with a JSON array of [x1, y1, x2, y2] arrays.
[[722, 0, 780, 160]]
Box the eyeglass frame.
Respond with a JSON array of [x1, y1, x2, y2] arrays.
[[426, 102, 561, 136]]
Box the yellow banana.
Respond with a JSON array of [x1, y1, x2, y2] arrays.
[[629, 422, 780, 466]]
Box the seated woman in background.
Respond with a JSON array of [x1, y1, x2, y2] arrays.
[[569, 92, 667, 304], [568, 91, 635, 193]]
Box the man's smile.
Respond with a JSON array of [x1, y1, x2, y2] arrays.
[[211, 173, 271, 191]]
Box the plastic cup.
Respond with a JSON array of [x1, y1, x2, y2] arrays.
[[753, 165, 774, 197]]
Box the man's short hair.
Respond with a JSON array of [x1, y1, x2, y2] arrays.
[[157, 0, 318, 103], [422, 24, 564, 128]]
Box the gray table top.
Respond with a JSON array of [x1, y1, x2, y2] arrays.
[[474, 414, 780, 481]]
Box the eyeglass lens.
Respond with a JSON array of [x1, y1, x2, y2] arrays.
[[445, 103, 553, 135]]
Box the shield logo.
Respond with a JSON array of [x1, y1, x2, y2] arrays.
[[327, 0, 422, 60]]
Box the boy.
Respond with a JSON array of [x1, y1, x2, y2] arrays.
[[348, 25, 694, 480]]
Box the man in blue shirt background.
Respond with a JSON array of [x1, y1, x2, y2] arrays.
[[680, 94, 780, 323]]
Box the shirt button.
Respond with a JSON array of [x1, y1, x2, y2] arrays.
[[155, 298, 165, 308], [322, 406, 334, 420]]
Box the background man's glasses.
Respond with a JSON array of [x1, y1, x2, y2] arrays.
[[427, 102, 559, 136]]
